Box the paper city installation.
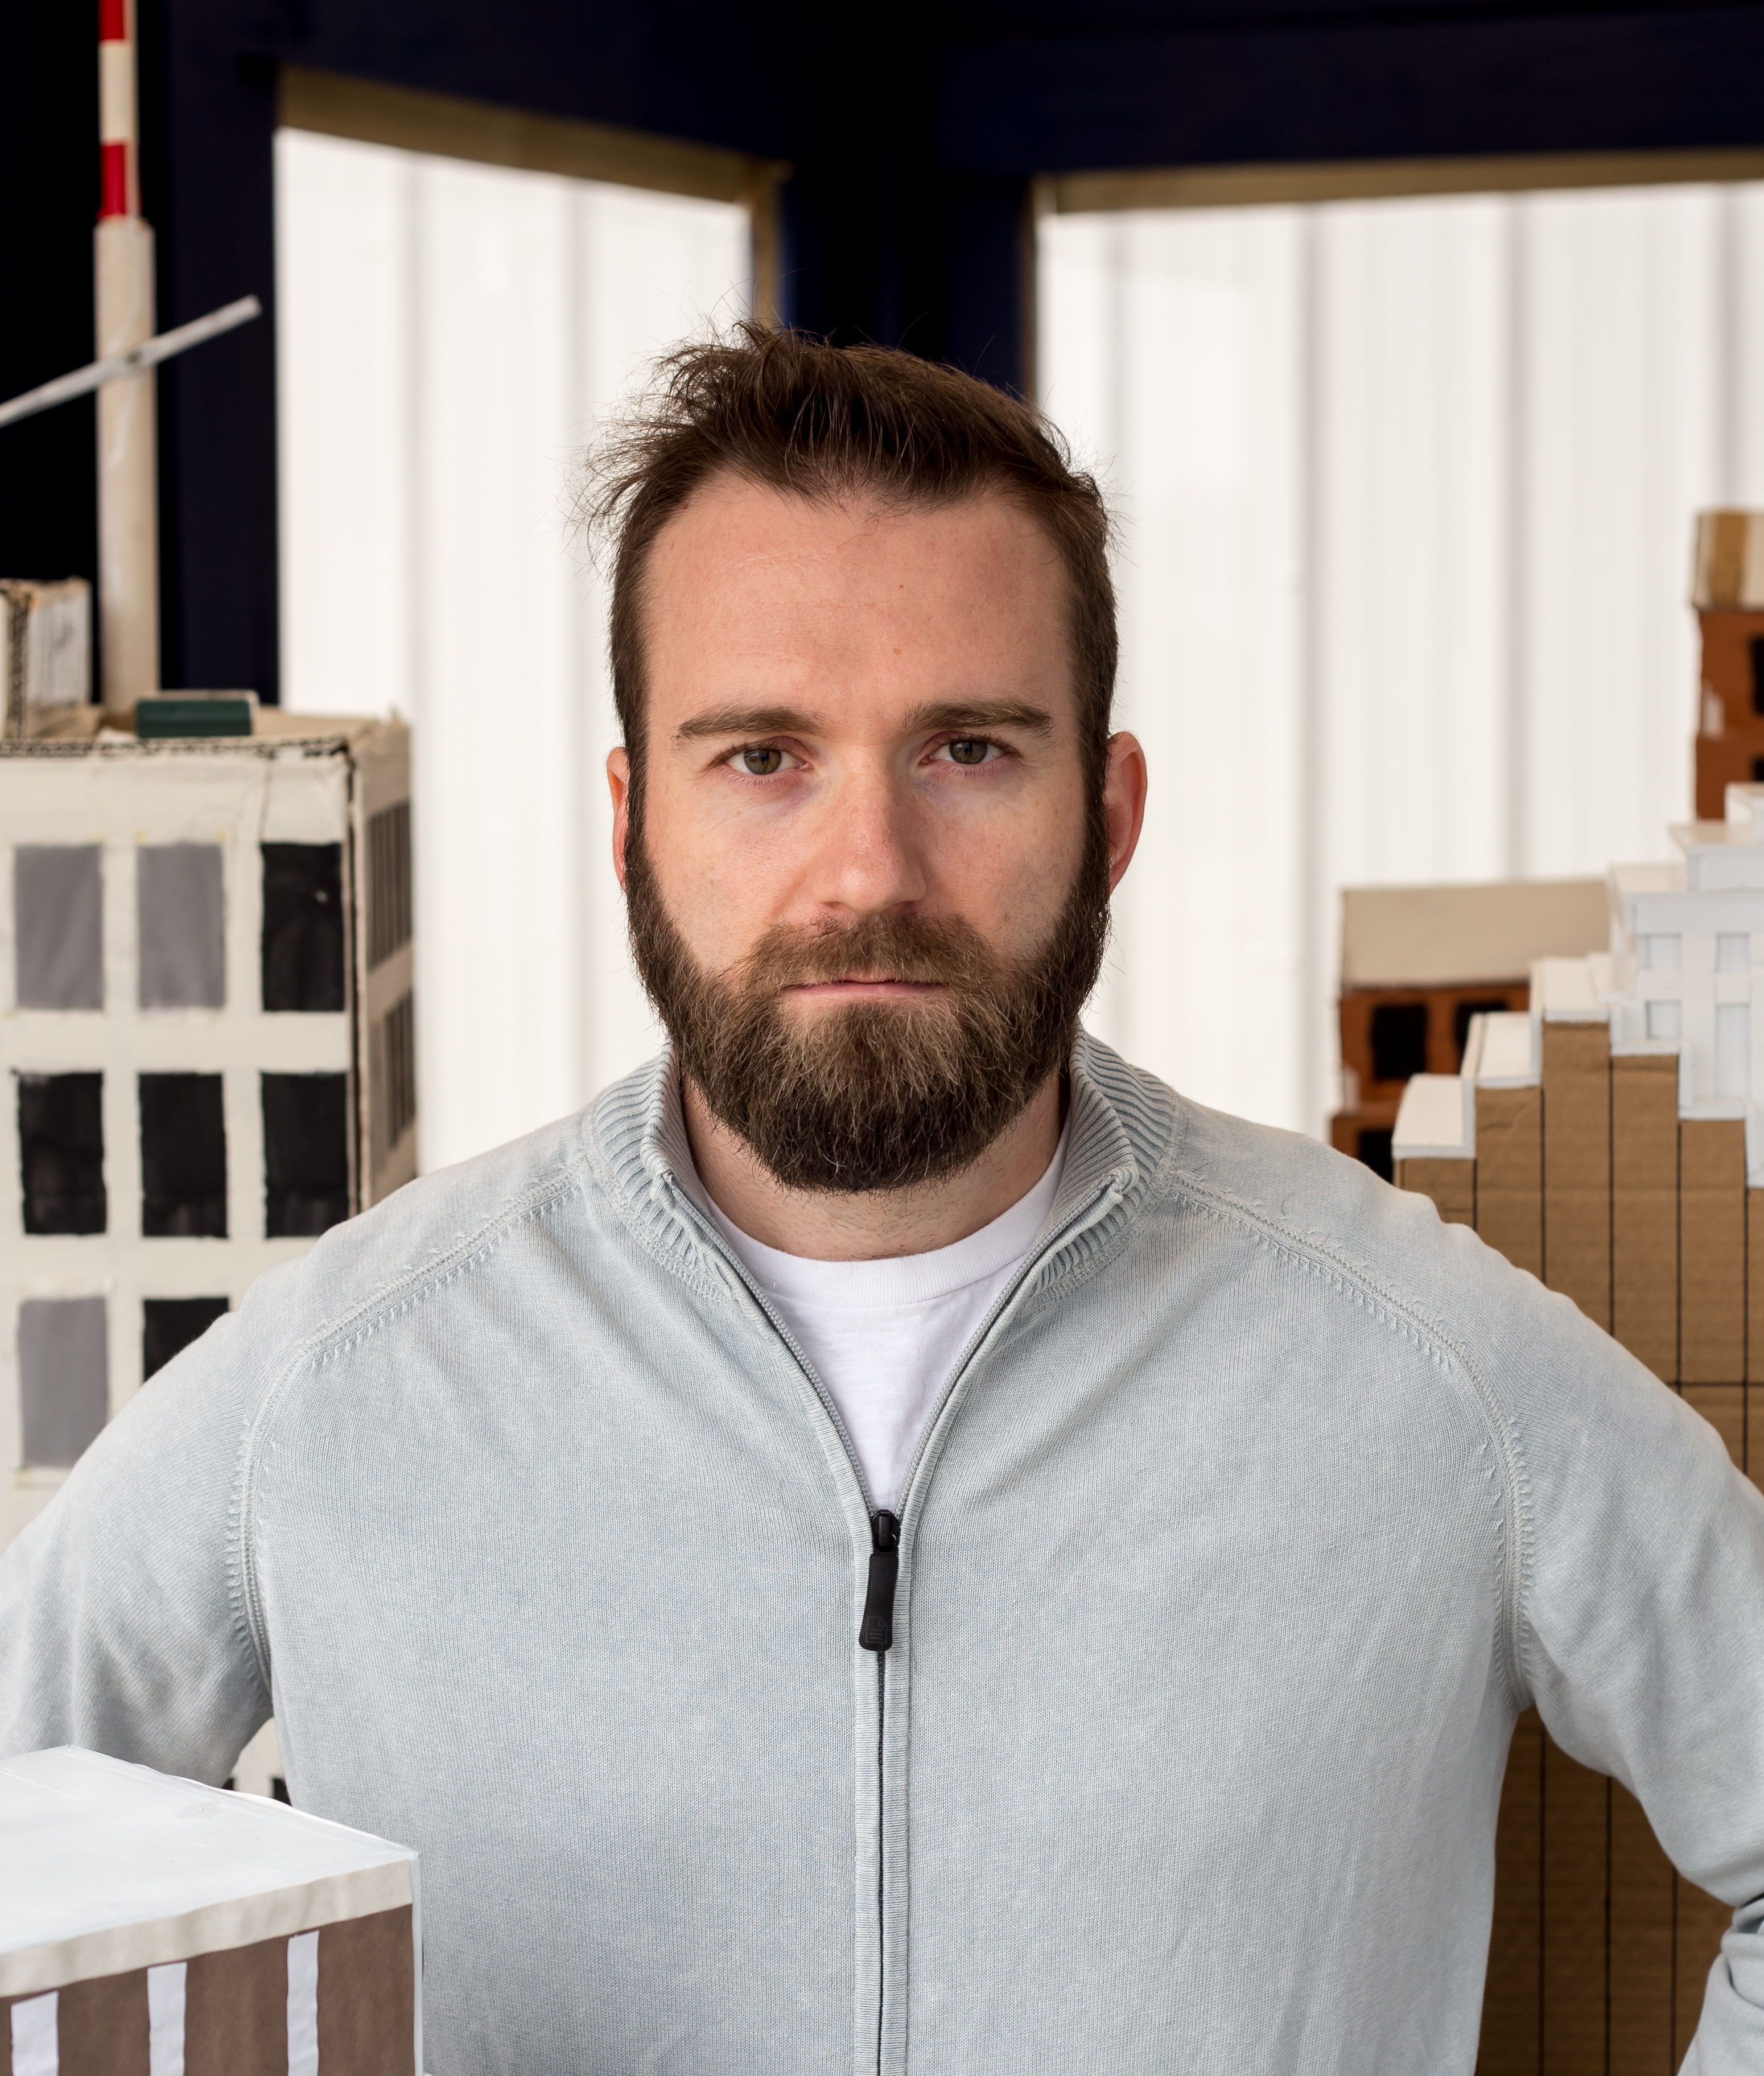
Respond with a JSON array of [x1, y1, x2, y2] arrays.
[[1330, 878, 1608, 1179], [1386, 512, 1764, 2074]]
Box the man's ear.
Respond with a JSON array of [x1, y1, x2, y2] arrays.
[[608, 748, 632, 891], [1102, 732, 1148, 892]]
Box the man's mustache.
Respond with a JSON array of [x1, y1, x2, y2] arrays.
[[733, 915, 999, 996]]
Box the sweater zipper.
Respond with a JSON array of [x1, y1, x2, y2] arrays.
[[859, 1510, 900, 1653], [663, 1164, 1126, 2076]]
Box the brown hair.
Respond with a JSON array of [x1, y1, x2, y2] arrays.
[[579, 324, 1117, 810]]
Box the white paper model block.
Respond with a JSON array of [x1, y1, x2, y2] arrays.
[[0, 717, 412, 1552], [0, 1747, 419, 2075], [0, 583, 91, 738]]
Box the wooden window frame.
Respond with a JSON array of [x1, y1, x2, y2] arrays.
[[278, 65, 789, 323]]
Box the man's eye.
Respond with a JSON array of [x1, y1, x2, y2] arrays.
[[736, 747, 785, 775], [947, 739, 992, 766]]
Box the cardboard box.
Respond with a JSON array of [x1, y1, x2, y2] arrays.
[[0, 1747, 420, 2075], [1612, 1056, 1679, 1381], [1542, 1023, 1612, 1330], [1680, 1121, 1746, 1384], [1540, 1741, 1609, 2071], [1675, 1876, 1734, 2064], [1394, 1158, 1474, 1225], [1609, 1781, 1676, 2076], [1475, 1086, 1543, 1282], [1682, 1385, 1744, 1468], [1479, 1707, 1543, 2074]]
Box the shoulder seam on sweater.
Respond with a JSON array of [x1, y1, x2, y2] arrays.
[[232, 1155, 592, 1687], [1167, 1172, 1532, 1715]]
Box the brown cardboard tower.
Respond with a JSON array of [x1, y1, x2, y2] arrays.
[[1393, 788, 1764, 2070]]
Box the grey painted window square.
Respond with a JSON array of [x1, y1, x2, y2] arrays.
[[15, 846, 102, 1009], [138, 845, 225, 1008], [19, 1296, 108, 1468]]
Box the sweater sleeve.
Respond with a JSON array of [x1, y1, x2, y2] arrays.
[[0, 1300, 273, 1782], [1497, 1272, 1764, 2067]]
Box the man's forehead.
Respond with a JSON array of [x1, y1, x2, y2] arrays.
[[646, 474, 1066, 590]]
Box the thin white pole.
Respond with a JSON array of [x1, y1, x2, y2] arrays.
[[0, 298, 262, 431], [96, 0, 157, 712]]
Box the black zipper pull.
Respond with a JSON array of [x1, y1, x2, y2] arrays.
[[859, 1510, 899, 1653]]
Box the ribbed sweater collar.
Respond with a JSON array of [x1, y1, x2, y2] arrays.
[[588, 1027, 1179, 1293]]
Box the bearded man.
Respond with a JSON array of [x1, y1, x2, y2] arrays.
[[6, 328, 1764, 2075]]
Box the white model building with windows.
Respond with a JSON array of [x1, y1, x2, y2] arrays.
[[1, 709, 413, 1555], [1395, 782, 1764, 1180]]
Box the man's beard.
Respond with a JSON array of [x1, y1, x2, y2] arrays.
[[624, 806, 1111, 1196]]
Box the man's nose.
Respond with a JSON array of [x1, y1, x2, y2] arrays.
[[807, 759, 929, 916]]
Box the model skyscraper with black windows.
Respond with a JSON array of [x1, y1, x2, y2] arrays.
[[1, 707, 413, 1551]]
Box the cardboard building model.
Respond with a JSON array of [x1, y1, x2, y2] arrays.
[[1391, 786, 1764, 2070], [1, 704, 413, 1554], [1331, 878, 1608, 1179], [1, 1746, 419, 2075], [1692, 509, 1764, 818]]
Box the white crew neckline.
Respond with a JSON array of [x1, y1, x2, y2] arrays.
[[705, 1121, 1070, 1310]]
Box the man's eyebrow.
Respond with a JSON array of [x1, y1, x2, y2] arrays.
[[674, 705, 822, 743], [674, 698, 1056, 745], [902, 699, 1056, 736]]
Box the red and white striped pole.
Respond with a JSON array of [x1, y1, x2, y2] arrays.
[[96, 0, 158, 713]]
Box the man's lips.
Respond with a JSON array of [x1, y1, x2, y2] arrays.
[[783, 977, 949, 999]]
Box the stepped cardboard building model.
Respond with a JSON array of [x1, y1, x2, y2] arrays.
[[1, 703, 413, 1556], [1, 1746, 419, 2074], [1393, 781, 1764, 2071], [1331, 878, 1608, 1179]]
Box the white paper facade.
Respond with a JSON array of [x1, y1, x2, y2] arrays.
[[0, 719, 412, 1551], [0, 1747, 419, 2076], [1394, 782, 1764, 1176]]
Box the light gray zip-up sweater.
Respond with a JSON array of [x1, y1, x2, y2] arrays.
[[5, 1036, 1764, 2073]]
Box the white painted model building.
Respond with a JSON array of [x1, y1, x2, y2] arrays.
[[1, 710, 413, 1557], [1395, 781, 1764, 1176]]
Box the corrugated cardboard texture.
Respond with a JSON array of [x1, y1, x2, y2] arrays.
[[1476, 1086, 1543, 1280], [1683, 1385, 1745, 1469], [1393, 1158, 1473, 1226], [1341, 880, 1608, 988], [1542, 1023, 1612, 1329], [317, 1906, 415, 2075], [1479, 1707, 1543, 2074], [1681, 1121, 1746, 1383], [1676, 1879, 1734, 2063], [1610, 1783, 1675, 2076], [1541, 1742, 1609, 2071], [1612, 1056, 1679, 1381]]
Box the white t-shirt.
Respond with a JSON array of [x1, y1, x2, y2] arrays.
[[706, 1129, 1068, 1514]]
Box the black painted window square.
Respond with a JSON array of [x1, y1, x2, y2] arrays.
[[1452, 997, 1510, 1069], [143, 1296, 230, 1380], [139, 1073, 227, 1237], [262, 1072, 351, 1238], [1750, 634, 1764, 718], [1370, 1002, 1429, 1084], [262, 844, 345, 1012], [18, 1072, 106, 1234], [1356, 1128, 1394, 1184]]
